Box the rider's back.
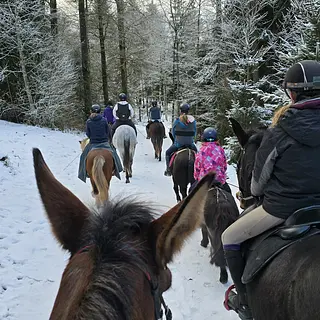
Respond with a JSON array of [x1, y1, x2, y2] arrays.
[[149, 106, 161, 120], [253, 105, 320, 219], [173, 115, 196, 147], [86, 114, 109, 144], [194, 142, 227, 184]]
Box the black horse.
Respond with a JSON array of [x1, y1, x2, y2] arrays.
[[149, 121, 165, 161], [168, 132, 196, 202], [216, 117, 320, 320], [200, 181, 239, 284]]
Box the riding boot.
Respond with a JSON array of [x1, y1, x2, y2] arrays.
[[164, 156, 172, 176], [224, 249, 252, 320]]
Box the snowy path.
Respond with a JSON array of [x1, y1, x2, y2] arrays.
[[0, 120, 238, 319]]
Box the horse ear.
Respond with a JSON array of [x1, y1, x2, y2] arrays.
[[229, 117, 249, 148], [33, 148, 90, 254], [150, 172, 214, 268]]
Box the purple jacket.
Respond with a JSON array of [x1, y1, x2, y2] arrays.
[[103, 106, 115, 124]]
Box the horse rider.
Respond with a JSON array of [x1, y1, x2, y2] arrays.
[[221, 60, 320, 319], [190, 127, 231, 193], [103, 100, 116, 125], [164, 103, 197, 176], [78, 104, 122, 182], [111, 93, 137, 137], [146, 100, 167, 139]]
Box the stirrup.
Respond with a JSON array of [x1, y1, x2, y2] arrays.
[[164, 169, 172, 177], [224, 285, 252, 320]]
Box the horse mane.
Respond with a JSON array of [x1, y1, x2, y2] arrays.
[[246, 127, 267, 147], [53, 199, 157, 320]]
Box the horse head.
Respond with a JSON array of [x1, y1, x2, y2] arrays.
[[229, 118, 266, 209], [80, 137, 89, 152], [33, 148, 214, 319]]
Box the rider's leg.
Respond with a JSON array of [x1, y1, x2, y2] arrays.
[[221, 206, 284, 318], [127, 119, 137, 136], [164, 145, 178, 176], [111, 121, 120, 138]]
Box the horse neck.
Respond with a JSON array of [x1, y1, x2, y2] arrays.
[[205, 188, 238, 249]]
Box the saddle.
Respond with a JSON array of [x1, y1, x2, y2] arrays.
[[169, 147, 195, 168], [241, 205, 320, 284]]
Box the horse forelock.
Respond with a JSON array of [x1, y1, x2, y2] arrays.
[[53, 199, 157, 320]]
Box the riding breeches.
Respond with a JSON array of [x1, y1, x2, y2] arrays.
[[221, 205, 284, 246], [112, 120, 137, 137]]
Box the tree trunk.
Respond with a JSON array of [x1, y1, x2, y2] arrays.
[[79, 0, 92, 116], [172, 30, 179, 124], [50, 0, 57, 36], [115, 0, 128, 94], [17, 32, 34, 111], [97, 0, 109, 104]]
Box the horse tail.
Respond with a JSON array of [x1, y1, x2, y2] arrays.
[[123, 138, 130, 170], [92, 155, 108, 202]]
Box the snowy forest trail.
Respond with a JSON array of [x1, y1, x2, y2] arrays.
[[0, 120, 238, 319]]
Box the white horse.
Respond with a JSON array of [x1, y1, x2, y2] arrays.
[[112, 125, 137, 183]]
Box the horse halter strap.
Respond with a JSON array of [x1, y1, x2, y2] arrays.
[[145, 271, 172, 320]]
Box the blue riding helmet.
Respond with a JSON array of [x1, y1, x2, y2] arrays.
[[91, 104, 101, 113], [180, 103, 190, 113], [202, 127, 218, 142]]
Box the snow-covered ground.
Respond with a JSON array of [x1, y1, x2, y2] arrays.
[[0, 120, 239, 320]]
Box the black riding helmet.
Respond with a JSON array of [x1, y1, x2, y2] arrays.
[[119, 93, 127, 101], [283, 60, 320, 99], [91, 104, 101, 113]]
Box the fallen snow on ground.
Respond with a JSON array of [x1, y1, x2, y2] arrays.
[[0, 120, 239, 319]]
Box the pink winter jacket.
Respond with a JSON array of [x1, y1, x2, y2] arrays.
[[194, 142, 227, 184]]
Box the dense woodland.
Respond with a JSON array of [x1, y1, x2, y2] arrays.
[[0, 0, 319, 154]]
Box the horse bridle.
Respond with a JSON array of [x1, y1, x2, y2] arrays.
[[76, 245, 172, 320], [146, 270, 172, 320]]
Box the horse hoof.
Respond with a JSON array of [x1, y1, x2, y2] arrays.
[[126, 180, 130, 183], [220, 277, 228, 284], [200, 241, 208, 248]]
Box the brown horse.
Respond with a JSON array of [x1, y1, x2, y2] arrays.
[[32, 148, 215, 320], [169, 132, 196, 202], [149, 122, 165, 161], [80, 138, 114, 206]]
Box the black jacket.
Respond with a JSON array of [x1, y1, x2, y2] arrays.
[[251, 98, 320, 219], [86, 114, 109, 144]]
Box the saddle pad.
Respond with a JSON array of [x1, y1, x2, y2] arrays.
[[169, 148, 188, 167], [242, 227, 320, 284]]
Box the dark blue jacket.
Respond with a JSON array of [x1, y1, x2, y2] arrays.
[[172, 115, 196, 147], [149, 106, 161, 120], [86, 114, 109, 144]]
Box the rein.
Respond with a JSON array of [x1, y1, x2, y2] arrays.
[[77, 245, 172, 320]]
